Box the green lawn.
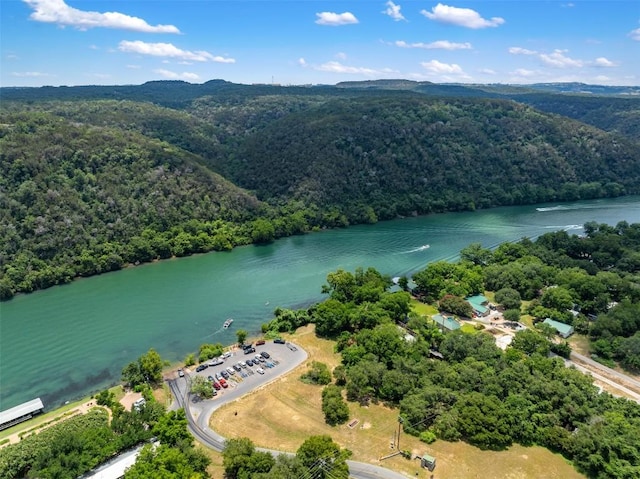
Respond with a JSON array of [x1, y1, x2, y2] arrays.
[[410, 298, 438, 317]]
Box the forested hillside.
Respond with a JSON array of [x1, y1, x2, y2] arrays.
[[234, 96, 639, 218], [1, 81, 639, 299]]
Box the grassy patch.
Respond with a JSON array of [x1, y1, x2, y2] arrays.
[[410, 299, 438, 317], [210, 324, 584, 479], [460, 323, 480, 334], [568, 334, 591, 356]]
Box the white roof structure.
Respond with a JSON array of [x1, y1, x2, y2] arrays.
[[0, 398, 44, 427]]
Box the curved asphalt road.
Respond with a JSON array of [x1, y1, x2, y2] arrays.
[[168, 342, 411, 479]]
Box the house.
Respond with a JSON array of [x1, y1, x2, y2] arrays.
[[432, 314, 461, 331], [466, 295, 490, 317], [542, 318, 575, 338]]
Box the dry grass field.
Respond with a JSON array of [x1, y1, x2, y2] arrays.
[[210, 325, 584, 479]]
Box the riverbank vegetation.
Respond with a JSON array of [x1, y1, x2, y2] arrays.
[[2, 81, 640, 300]]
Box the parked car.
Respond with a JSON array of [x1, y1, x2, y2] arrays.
[[209, 358, 224, 367], [244, 347, 256, 354], [260, 351, 270, 359], [233, 364, 242, 372], [256, 339, 266, 346], [256, 368, 265, 375], [196, 364, 208, 372], [240, 361, 247, 368], [246, 358, 254, 366], [287, 343, 298, 351], [242, 343, 253, 350], [178, 369, 184, 377], [212, 381, 221, 390], [207, 375, 214, 382], [220, 370, 230, 379], [219, 378, 228, 388], [273, 338, 285, 344], [223, 351, 232, 359], [226, 367, 236, 375]]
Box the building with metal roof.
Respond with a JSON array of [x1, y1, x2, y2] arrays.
[[432, 314, 461, 331], [543, 318, 575, 338], [0, 398, 44, 430]]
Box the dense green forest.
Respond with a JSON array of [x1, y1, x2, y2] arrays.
[[2, 81, 639, 299]]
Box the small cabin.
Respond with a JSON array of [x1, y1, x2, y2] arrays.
[[420, 453, 436, 471]]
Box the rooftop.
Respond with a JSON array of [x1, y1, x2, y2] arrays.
[[0, 398, 44, 427]]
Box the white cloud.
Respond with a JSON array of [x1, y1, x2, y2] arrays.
[[298, 57, 307, 67], [314, 61, 395, 76], [593, 57, 616, 67], [421, 3, 504, 29], [478, 68, 496, 75], [335, 52, 348, 60], [510, 68, 537, 77], [383, 1, 406, 21], [23, 0, 180, 33], [315, 12, 359, 26], [6, 54, 19, 60], [421, 59, 465, 75], [11, 71, 52, 77], [126, 64, 141, 69], [510, 46, 585, 68], [395, 40, 471, 50], [594, 75, 610, 82], [118, 41, 235, 63], [539, 49, 583, 68], [508, 47, 537, 55], [154, 69, 200, 81], [629, 27, 640, 41]]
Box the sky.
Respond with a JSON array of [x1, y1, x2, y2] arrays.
[[1, 1, 639, 87]]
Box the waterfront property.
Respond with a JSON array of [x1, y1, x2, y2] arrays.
[[543, 318, 575, 338], [0, 398, 44, 431]]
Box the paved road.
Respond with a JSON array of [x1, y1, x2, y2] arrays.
[[168, 341, 411, 479], [570, 351, 640, 391]]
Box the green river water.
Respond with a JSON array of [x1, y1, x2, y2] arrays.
[[2, 196, 640, 411]]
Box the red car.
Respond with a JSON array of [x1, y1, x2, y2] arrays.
[[212, 381, 221, 390], [219, 378, 228, 388]]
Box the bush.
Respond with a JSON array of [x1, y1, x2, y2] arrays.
[[184, 353, 196, 367], [300, 361, 332, 385], [419, 430, 437, 444]]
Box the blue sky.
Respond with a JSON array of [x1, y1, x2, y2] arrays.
[[2, 1, 639, 87]]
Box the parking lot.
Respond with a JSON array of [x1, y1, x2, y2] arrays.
[[176, 340, 305, 405]]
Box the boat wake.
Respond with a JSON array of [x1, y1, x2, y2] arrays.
[[536, 204, 601, 212], [402, 244, 430, 254], [543, 224, 583, 231]]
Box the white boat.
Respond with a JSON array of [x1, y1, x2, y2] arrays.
[[223, 318, 234, 329]]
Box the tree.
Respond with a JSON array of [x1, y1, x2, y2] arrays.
[[510, 329, 551, 357], [190, 376, 214, 399], [236, 329, 248, 346], [222, 437, 274, 479], [460, 242, 493, 266], [152, 409, 191, 447], [321, 386, 350, 426], [251, 218, 275, 244], [300, 361, 332, 385], [124, 444, 210, 479], [495, 288, 522, 310], [439, 294, 473, 318], [296, 435, 351, 479], [122, 348, 164, 388]]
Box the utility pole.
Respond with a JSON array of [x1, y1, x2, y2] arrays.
[[397, 416, 403, 451]]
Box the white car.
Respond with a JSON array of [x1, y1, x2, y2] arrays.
[[256, 368, 265, 375]]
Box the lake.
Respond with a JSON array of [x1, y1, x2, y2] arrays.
[[2, 196, 640, 411]]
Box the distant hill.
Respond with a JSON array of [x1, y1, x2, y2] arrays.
[[1, 80, 639, 298]]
